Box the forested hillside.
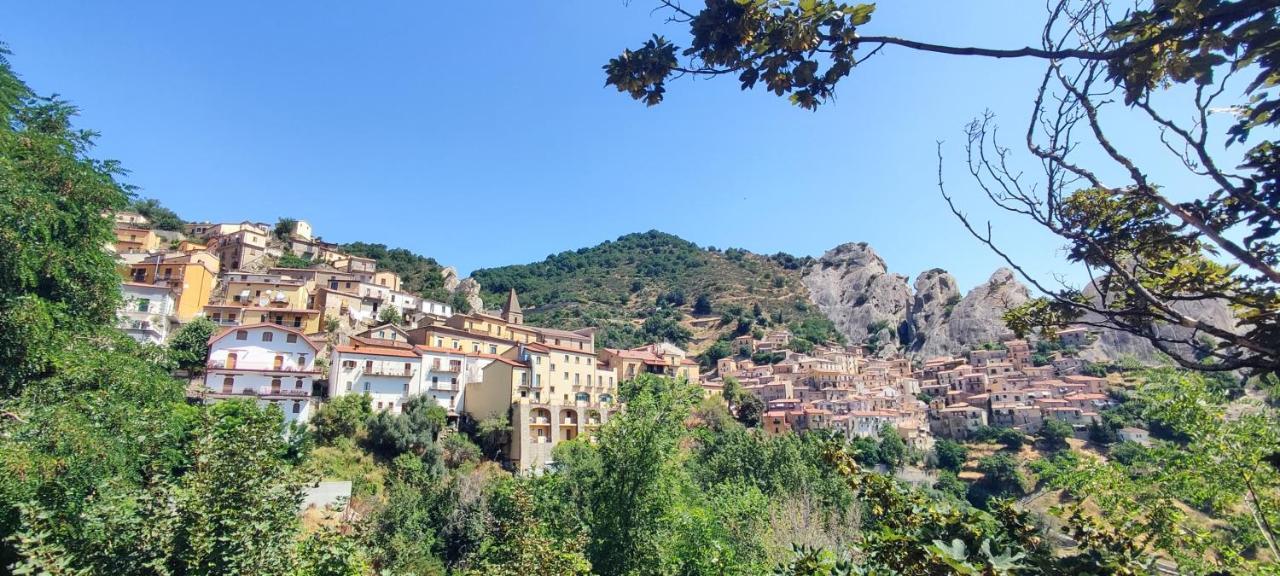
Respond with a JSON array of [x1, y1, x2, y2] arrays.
[[470, 231, 842, 351]]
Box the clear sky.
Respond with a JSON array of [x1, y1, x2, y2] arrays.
[[3, 1, 1198, 291]]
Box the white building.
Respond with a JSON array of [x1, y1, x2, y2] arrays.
[[330, 342, 422, 414], [330, 341, 492, 417], [420, 299, 453, 319], [204, 323, 320, 425], [118, 282, 177, 345]]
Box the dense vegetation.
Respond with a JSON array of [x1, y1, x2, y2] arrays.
[[126, 197, 185, 231], [471, 231, 840, 350]]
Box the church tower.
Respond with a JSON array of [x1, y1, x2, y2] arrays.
[[501, 287, 524, 325]]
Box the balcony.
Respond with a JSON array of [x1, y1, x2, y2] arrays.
[[366, 366, 416, 378], [206, 360, 320, 375], [206, 386, 311, 398], [431, 360, 463, 373], [529, 416, 550, 425]]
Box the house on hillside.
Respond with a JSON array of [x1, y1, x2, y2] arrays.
[[202, 323, 321, 424]]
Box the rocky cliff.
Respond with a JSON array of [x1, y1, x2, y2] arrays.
[[803, 243, 913, 355], [803, 244, 1029, 358]]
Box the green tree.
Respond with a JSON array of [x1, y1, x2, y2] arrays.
[[296, 525, 370, 576], [171, 401, 303, 576], [276, 252, 313, 269], [970, 454, 1026, 506], [441, 433, 482, 469], [365, 395, 448, 460], [1037, 419, 1074, 452], [378, 305, 402, 326], [1087, 419, 1119, 445], [734, 393, 764, 428], [0, 48, 128, 394], [473, 415, 511, 460], [932, 471, 968, 500], [588, 374, 699, 575], [273, 217, 297, 240], [127, 197, 184, 231], [168, 317, 217, 374], [701, 339, 732, 369], [932, 439, 969, 473], [463, 483, 591, 576], [876, 423, 907, 471], [608, 1, 1280, 375], [311, 393, 371, 444], [693, 293, 713, 315]]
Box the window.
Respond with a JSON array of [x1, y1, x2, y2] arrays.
[[236, 330, 248, 340], [286, 333, 298, 343], [261, 331, 273, 342], [228, 313, 237, 322], [432, 376, 438, 384], [551, 363, 556, 372], [489, 345, 497, 354], [211, 313, 222, 322], [363, 382, 370, 392], [136, 298, 150, 312], [403, 383, 409, 391], [295, 379, 303, 389]]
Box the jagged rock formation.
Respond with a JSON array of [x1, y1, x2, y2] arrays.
[[804, 244, 1030, 358], [907, 268, 961, 357], [925, 268, 1029, 357], [441, 266, 460, 292], [1075, 284, 1239, 365], [455, 277, 483, 313], [803, 243, 913, 356]]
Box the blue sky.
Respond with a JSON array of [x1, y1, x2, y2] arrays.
[[3, 2, 1197, 291]]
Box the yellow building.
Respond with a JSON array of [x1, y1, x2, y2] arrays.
[[410, 325, 518, 356], [465, 349, 615, 472], [457, 289, 618, 471], [599, 342, 700, 383], [373, 271, 402, 292], [113, 226, 161, 254], [126, 252, 219, 322], [223, 273, 311, 309], [202, 303, 322, 333]]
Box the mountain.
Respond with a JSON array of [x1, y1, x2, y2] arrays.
[[802, 243, 1029, 358], [469, 231, 843, 351]]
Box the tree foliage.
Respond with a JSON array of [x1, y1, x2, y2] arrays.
[[126, 197, 184, 231], [168, 316, 217, 373], [311, 393, 372, 444]]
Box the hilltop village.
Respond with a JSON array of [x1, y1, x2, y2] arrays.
[[113, 213, 1118, 471]]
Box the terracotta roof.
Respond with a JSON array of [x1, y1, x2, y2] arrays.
[[487, 356, 527, 367], [208, 322, 319, 351], [415, 344, 469, 356], [335, 344, 419, 358]]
